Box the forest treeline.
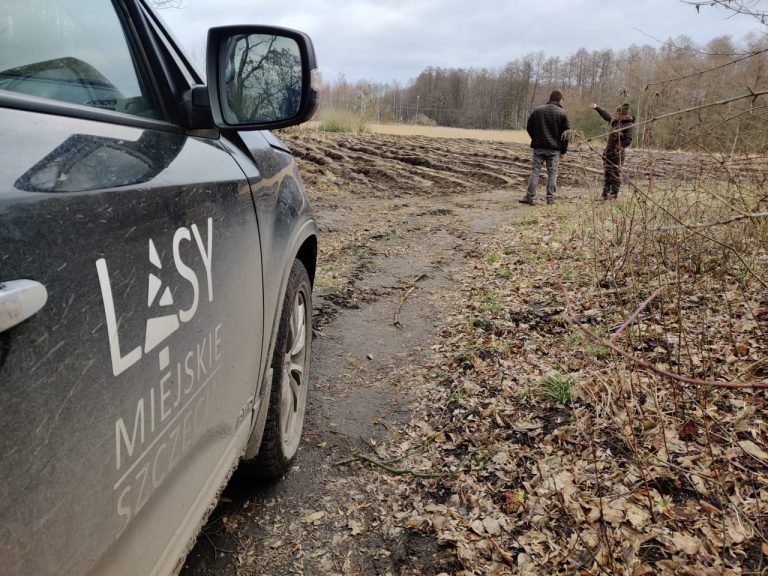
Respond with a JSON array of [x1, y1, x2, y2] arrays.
[[319, 32, 768, 152]]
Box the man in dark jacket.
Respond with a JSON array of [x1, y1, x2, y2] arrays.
[[592, 102, 635, 199], [520, 89, 570, 205]]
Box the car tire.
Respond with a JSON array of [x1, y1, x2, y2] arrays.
[[251, 259, 312, 478]]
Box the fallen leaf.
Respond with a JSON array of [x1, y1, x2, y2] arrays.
[[470, 519, 485, 535], [483, 516, 501, 536], [492, 452, 509, 465], [625, 503, 651, 528], [669, 531, 701, 554], [348, 519, 364, 535], [678, 419, 698, 441], [405, 515, 428, 529], [739, 440, 768, 463], [512, 421, 542, 432], [301, 511, 325, 524]]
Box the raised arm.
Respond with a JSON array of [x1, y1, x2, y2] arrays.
[[592, 103, 612, 123]]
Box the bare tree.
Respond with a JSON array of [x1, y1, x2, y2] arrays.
[[317, 0, 767, 150], [147, 0, 186, 9], [683, 0, 768, 24]]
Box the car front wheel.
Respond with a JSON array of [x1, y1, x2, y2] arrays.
[[253, 259, 312, 477]]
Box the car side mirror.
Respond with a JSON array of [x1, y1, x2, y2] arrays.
[[205, 25, 319, 130]]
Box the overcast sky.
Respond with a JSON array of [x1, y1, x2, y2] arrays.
[[160, 0, 764, 85]]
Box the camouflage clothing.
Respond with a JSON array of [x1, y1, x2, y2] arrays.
[[594, 104, 635, 198]]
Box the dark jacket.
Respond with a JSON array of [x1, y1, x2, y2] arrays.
[[526, 101, 570, 154], [595, 106, 635, 151]]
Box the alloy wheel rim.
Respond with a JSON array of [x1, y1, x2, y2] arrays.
[[280, 289, 308, 451]]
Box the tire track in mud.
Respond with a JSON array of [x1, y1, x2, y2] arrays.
[[290, 134, 529, 193], [285, 130, 752, 200]]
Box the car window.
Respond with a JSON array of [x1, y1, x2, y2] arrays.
[[0, 0, 160, 119]]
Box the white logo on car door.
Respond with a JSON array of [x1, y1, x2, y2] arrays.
[[95, 217, 214, 376]]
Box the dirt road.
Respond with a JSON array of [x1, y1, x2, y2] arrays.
[[178, 131, 592, 575], [178, 131, 768, 575], [180, 129, 750, 575]]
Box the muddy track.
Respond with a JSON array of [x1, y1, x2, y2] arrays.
[[282, 131, 754, 200], [180, 132, 745, 575]]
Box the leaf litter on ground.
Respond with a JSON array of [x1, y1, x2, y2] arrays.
[[338, 190, 768, 575]]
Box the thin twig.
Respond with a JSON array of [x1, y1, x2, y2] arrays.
[[587, 89, 768, 144], [606, 168, 768, 291], [373, 420, 456, 467], [590, 440, 613, 567], [488, 537, 516, 568], [334, 450, 444, 478], [393, 273, 427, 327], [653, 211, 768, 231], [533, 458, 611, 575], [610, 287, 664, 342], [642, 47, 768, 88]]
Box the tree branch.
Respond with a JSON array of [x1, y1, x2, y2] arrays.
[[334, 450, 444, 478], [653, 211, 768, 231], [643, 48, 768, 88], [587, 89, 768, 144], [552, 266, 768, 389]]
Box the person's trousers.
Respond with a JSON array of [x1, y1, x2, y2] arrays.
[[525, 148, 560, 200], [602, 148, 625, 198]]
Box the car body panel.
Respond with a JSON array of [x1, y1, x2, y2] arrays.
[[220, 132, 317, 404], [0, 107, 267, 576], [0, 1, 318, 573]]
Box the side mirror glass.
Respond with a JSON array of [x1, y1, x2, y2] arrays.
[[207, 26, 319, 130], [223, 34, 302, 124]]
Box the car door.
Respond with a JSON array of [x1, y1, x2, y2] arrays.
[[0, 2, 264, 575]]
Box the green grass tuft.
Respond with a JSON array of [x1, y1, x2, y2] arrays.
[[540, 372, 574, 405]]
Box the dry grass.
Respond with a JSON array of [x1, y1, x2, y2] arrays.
[[381, 182, 768, 574], [284, 127, 768, 573], [367, 123, 530, 143], [300, 120, 529, 143]]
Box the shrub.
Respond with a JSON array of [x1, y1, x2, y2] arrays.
[[317, 108, 370, 133]]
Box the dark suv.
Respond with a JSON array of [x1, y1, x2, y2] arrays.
[[0, 1, 318, 574]]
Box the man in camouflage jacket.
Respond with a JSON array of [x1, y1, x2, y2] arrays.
[[592, 102, 635, 199]]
